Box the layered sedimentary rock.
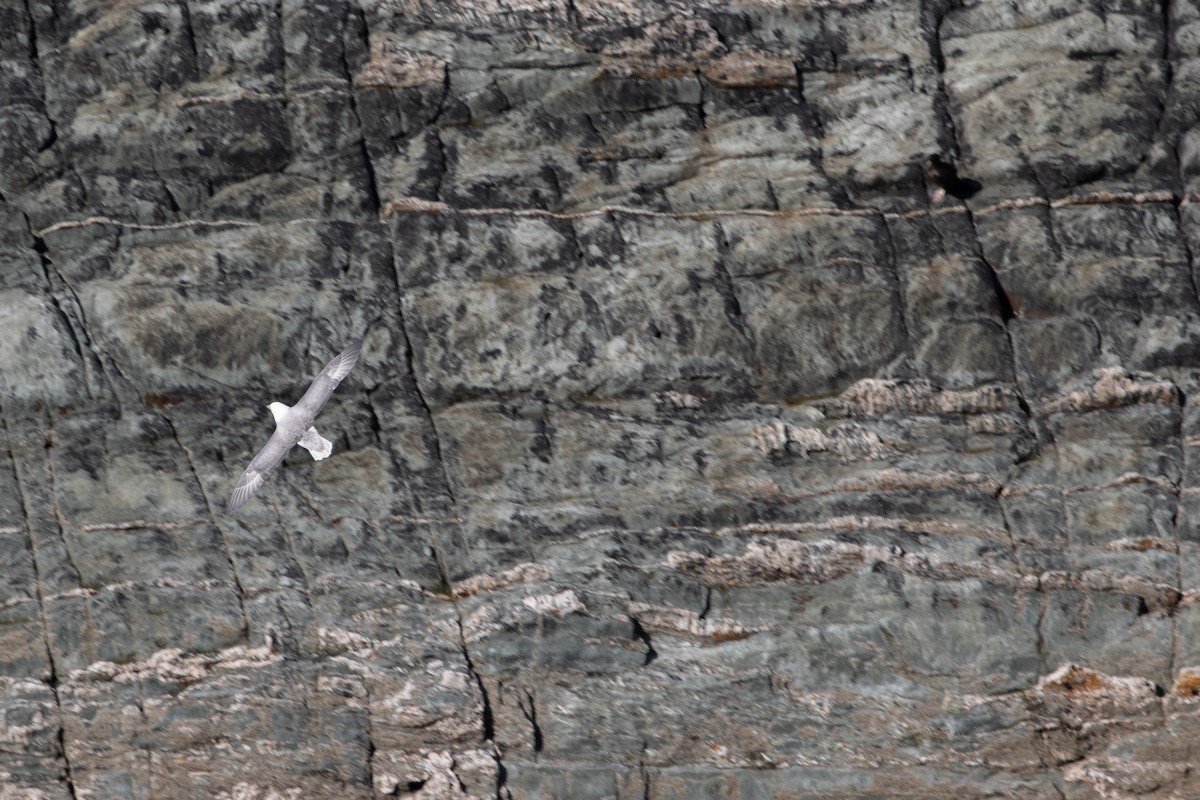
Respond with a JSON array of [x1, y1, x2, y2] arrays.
[[3, 0, 1200, 797]]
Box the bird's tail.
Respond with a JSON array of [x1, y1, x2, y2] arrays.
[[298, 427, 333, 460]]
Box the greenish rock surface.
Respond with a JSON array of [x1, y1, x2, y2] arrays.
[[2, 1, 1200, 798]]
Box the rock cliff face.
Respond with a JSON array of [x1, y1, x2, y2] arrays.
[[2, 0, 1200, 797]]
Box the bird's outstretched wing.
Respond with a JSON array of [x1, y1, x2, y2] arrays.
[[227, 429, 294, 512], [290, 339, 363, 426], [226, 339, 363, 513]]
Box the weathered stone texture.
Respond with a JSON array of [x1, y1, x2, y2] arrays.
[[3, 0, 1200, 798]]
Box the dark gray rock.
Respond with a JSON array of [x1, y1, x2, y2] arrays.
[[2, 0, 1200, 798]]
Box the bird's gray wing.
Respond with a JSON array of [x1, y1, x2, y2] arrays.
[[289, 339, 363, 426], [227, 428, 294, 513]]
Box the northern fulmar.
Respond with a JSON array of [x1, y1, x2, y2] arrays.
[[227, 339, 363, 513]]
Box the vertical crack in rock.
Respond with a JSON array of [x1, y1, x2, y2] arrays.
[[395, 300, 458, 509], [1167, 383, 1186, 699], [710, 222, 753, 345], [0, 404, 78, 800], [698, 586, 712, 621], [161, 413, 252, 637], [268, 493, 316, 606], [1147, 0, 1174, 160], [792, 60, 853, 207], [275, 0, 286, 99], [31, 224, 137, 414], [942, 184, 1035, 426], [383, 227, 458, 510], [1025, 154, 1065, 256], [638, 740, 651, 800], [764, 179, 781, 212], [20, 0, 59, 148], [430, 127, 449, 204], [793, 64, 823, 139], [877, 216, 916, 358], [449, 754, 469, 794], [453, 611, 509, 798], [435, 535, 509, 797], [340, 3, 381, 215], [41, 414, 83, 588], [517, 690, 544, 752], [177, 0, 200, 82], [921, 0, 962, 158], [630, 617, 658, 666], [27, 219, 104, 399], [360, 672, 381, 795], [364, 385, 385, 446], [923, 0, 1037, 424], [1167, 197, 1200, 314], [1159, 3, 1200, 316], [994, 486, 1024, 578], [405, 329, 456, 508], [410, 61, 454, 204]]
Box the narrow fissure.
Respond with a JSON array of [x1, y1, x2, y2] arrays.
[[698, 586, 712, 621], [518, 690, 544, 752], [0, 402, 78, 800], [163, 413, 252, 638], [340, 3, 381, 215], [631, 617, 658, 665]]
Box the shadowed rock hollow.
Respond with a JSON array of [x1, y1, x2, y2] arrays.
[[3, 1, 1200, 798]]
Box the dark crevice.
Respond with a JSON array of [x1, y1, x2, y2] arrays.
[[340, 4, 381, 214], [1145, 0, 1174, 168], [21, 0, 60, 145], [698, 586, 712, 621], [386, 235, 457, 509], [631, 617, 658, 665], [357, 137, 382, 214], [34, 243, 89, 395], [26, 221, 105, 402], [924, 155, 982, 202], [765, 179, 781, 211], [0, 402, 78, 800], [920, 0, 963, 160], [978, 257, 1015, 322], [177, 0, 200, 81], [1018, 152, 1064, 257], [517, 690, 544, 752], [638, 740, 651, 800], [448, 755, 469, 794], [446, 579, 495, 742], [455, 617, 510, 800], [710, 223, 753, 345], [430, 127, 448, 203], [55, 725, 78, 800], [364, 386, 385, 446], [1167, 197, 1200, 316], [402, 325, 457, 508], [694, 69, 708, 130], [363, 693, 379, 793], [40, 416, 83, 587], [274, 0, 286, 101], [494, 753, 509, 800], [26, 214, 130, 409], [877, 216, 915, 357], [164, 413, 252, 637]]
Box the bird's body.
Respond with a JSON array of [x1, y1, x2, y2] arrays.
[[227, 339, 363, 513]]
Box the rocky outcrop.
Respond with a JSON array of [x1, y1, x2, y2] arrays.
[[3, 1, 1200, 798]]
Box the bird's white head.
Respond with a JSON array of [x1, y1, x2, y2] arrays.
[[267, 402, 291, 425]]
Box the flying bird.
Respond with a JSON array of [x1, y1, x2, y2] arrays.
[[227, 339, 363, 513]]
